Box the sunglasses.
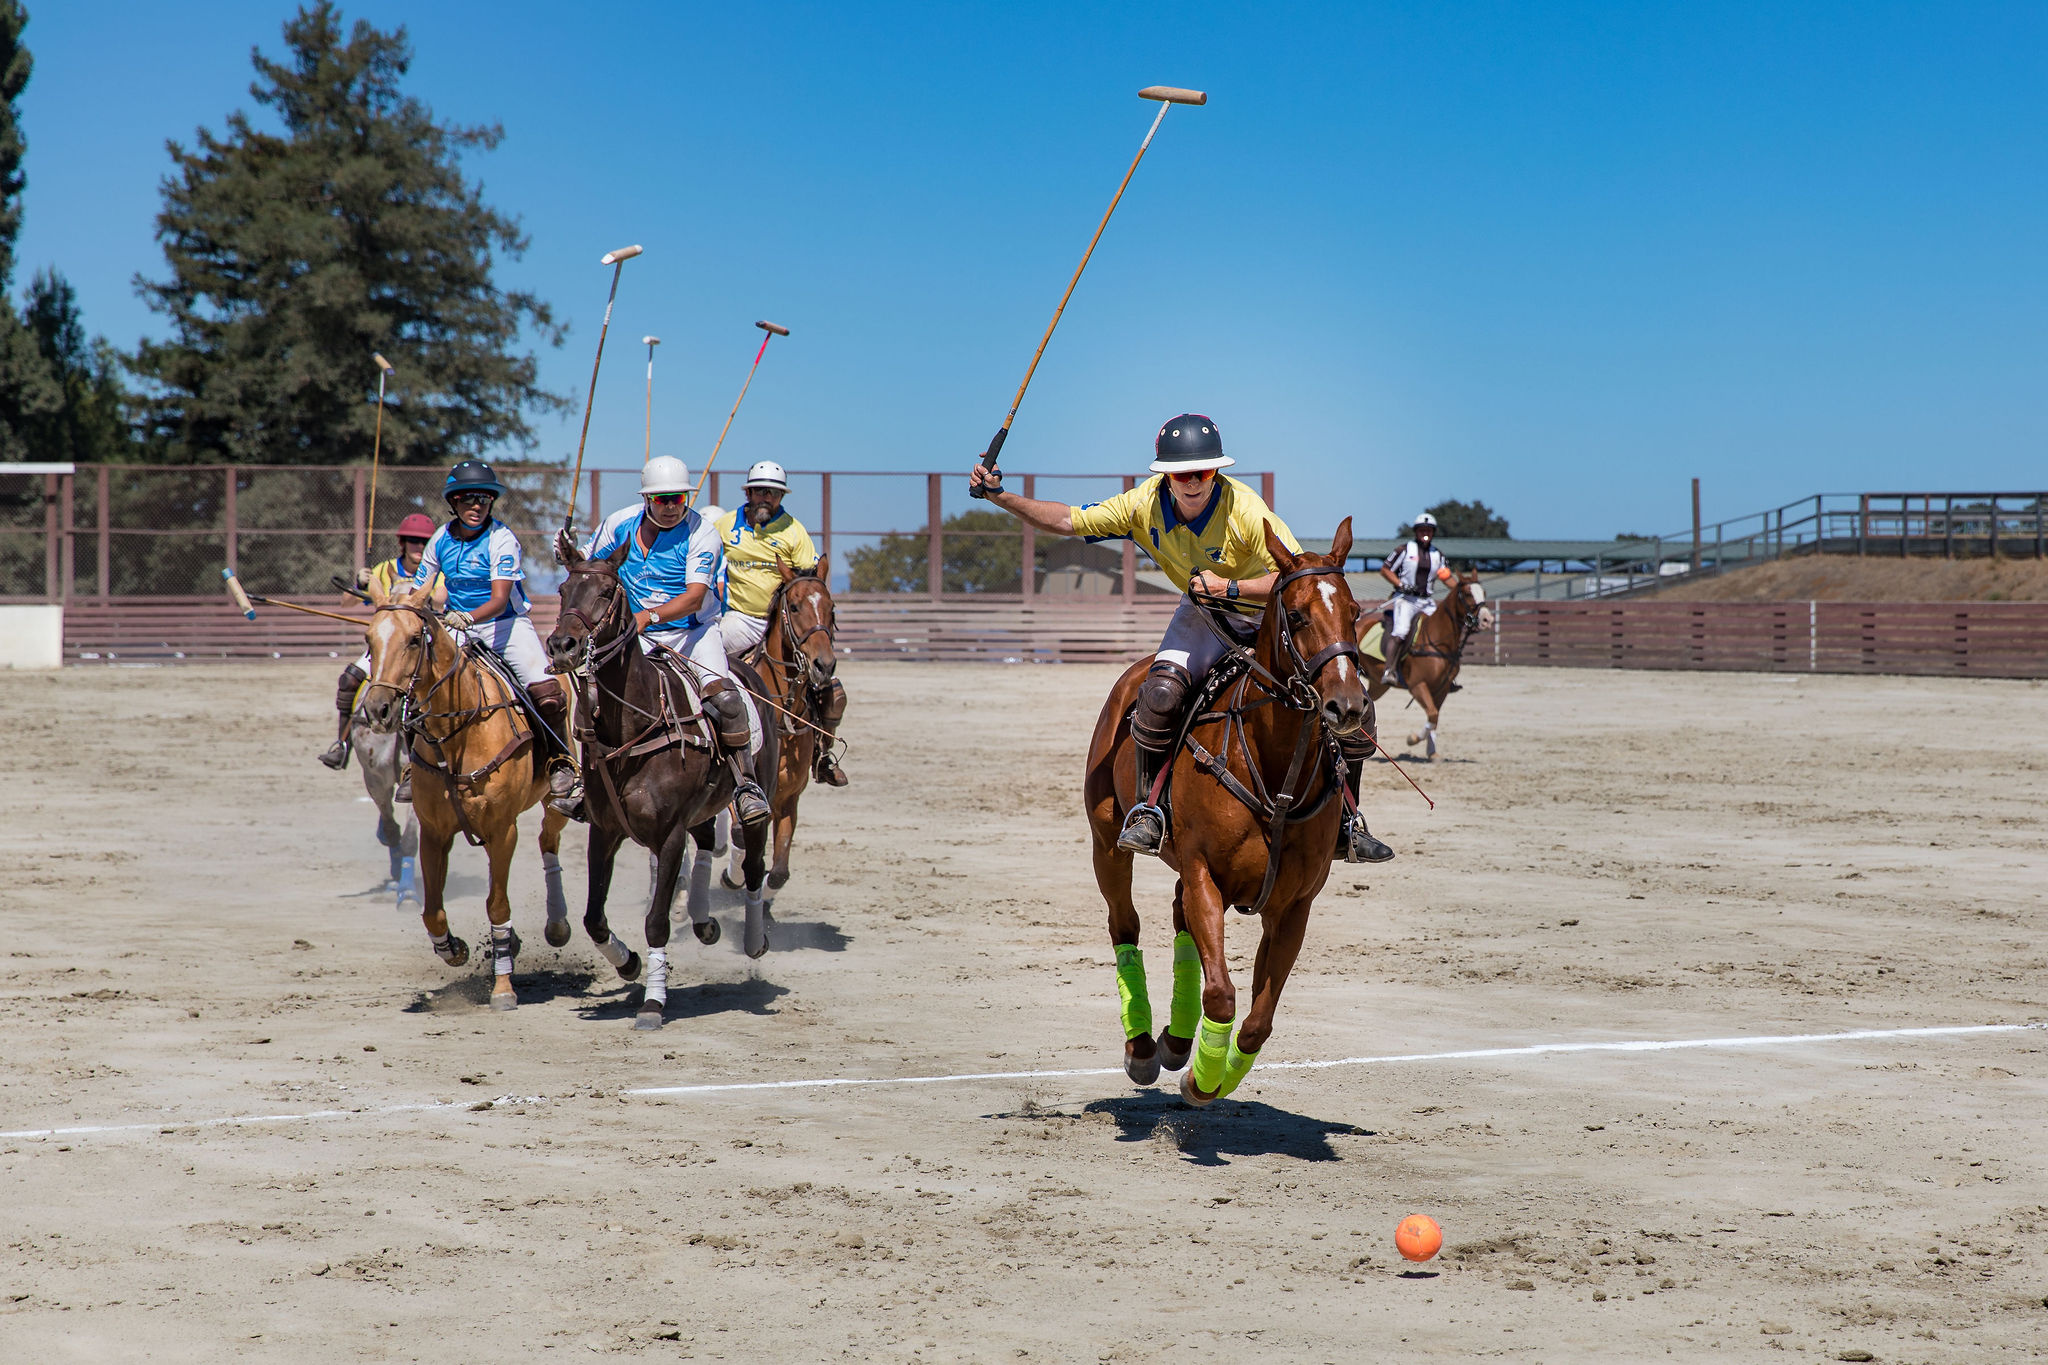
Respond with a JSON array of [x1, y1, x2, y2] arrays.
[[450, 492, 496, 507], [645, 493, 686, 506], [1168, 468, 1216, 484]]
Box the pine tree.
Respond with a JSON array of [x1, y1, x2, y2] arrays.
[[22, 269, 131, 462], [0, 0, 61, 462], [132, 2, 566, 466]]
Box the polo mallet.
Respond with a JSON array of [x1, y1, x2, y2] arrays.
[[365, 353, 395, 557], [641, 335, 661, 463], [222, 567, 375, 627], [689, 320, 789, 507], [970, 85, 1207, 498], [563, 244, 645, 533]]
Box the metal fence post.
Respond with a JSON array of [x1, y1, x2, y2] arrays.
[[1944, 495, 1953, 559], [819, 472, 833, 570], [927, 473, 944, 598], [1261, 470, 1275, 508], [1020, 473, 1036, 598], [590, 469, 603, 529], [60, 470, 74, 602], [1690, 477, 1701, 572], [1990, 494, 2000, 559], [1120, 473, 1137, 599], [96, 465, 110, 601], [223, 467, 238, 575]]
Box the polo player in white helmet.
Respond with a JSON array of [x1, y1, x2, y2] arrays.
[[571, 456, 773, 827], [1378, 511, 1456, 687], [714, 460, 848, 787]]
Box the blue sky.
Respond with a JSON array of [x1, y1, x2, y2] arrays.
[[18, 2, 2048, 538]]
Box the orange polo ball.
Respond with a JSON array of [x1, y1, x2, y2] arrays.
[[1395, 1214, 1443, 1262]]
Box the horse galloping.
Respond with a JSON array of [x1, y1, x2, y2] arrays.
[[359, 587, 572, 1009], [1365, 571, 1492, 759], [1086, 518, 1368, 1105], [548, 536, 781, 1032]]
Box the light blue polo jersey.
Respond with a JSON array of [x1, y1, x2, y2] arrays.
[[414, 519, 529, 616], [582, 504, 723, 636]]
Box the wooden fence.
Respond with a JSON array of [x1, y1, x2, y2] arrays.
[[1489, 601, 2048, 679]]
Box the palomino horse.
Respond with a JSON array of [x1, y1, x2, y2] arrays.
[[1365, 571, 1493, 760], [1085, 519, 1367, 1106], [547, 537, 781, 1031], [719, 557, 837, 899], [359, 587, 572, 1009]]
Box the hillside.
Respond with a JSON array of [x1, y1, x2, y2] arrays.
[[1649, 555, 2048, 602]]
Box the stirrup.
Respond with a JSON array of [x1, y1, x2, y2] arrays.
[[1380, 666, 1402, 688], [318, 738, 351, 771], [544, 765, 586, 822], [1338, 811, 1395, 864], [734, 778, 772, 829], [1117, 803, 1165, 857], [813, 751, 849, 788]]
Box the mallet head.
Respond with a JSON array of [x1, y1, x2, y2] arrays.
[[643, 335, 661, 347], [756, 321, 790, 337], [600, 244, 644, 265], [1139, 86, 1207, 105], [222, 566, 256, 620], [372, 352, 394, 373]]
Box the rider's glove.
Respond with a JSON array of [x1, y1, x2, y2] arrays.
[[353, 566, 373, 588], [445, 609, 474, 630]]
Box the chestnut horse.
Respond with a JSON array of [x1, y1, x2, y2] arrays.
[[720, 557, 838, 898], [547, 537, 781, 1031], [359, 588, 571, 1010], [1364, 572, 1492, 760], [1085, 519, 1367, 1105]]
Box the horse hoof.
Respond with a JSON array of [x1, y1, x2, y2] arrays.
[[694, 919, 721, 946], [744, 930, 769, 960], [490, 984, 518, 1012], [1155, 1030, 1193, 1072], [1180, 1069, 1216, 1108], [719, 869, 742, 891], [1124, 1040, 1160, 1087], [766, 869, 789, 891], [618, 950, 643, 983], [544, 919, 571, 949], [633, 1006, 665, 1032], [1407, 732, 1423, 746], [437, 936, 470, 968]]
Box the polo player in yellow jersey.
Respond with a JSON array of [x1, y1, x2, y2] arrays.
[[714, 460, 849, 787], [969, 413, 1390, 862], [318, 512, 445, 770]]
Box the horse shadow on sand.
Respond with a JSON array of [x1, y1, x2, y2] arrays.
[[404, 962, 607, 1014], [572, 973, 790, 1025], [987, 1092, 1375, 1167]]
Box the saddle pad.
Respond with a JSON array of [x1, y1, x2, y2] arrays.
[[1360, 620, 1385, 663], [647, 644, 765, 757]]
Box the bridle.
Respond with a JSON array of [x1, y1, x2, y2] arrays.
[[1196, 563, 1361, 711], [554, 559, 636, 673], [769, 573, 836, 691]]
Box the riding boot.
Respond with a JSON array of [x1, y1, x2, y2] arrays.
[[1380, 635, 1405, 689], [528, 677, 585, 822], [1117, 661, 1190, 858], [1334, 757, 1395, 863], [319, 664, 367, 770], [811, 676, 849, 787], [707, 686, 772, 828]]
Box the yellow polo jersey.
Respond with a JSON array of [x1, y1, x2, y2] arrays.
[[1067, 475, 1301, 614], [367, 556, 441, 601], [714, 508, 819, 619]]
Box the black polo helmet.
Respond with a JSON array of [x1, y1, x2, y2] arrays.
[[1150, 413, 1234, 475], [444, 459, 505, 502]]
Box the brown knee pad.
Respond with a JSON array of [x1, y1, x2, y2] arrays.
[[527, 677, 570, 748], [336, 664, 368, 715], [704, 685, 752, 752], [814, 676, 847, 728], [1131, 661, 1192, 753]]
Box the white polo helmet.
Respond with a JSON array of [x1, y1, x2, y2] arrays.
[[640, 456, 691, 496], [743, 460, 788, 492], [1413, 512, 1438, 530]]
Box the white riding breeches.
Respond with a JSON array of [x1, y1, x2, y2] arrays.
[[1155, 595, 1258, 683], [1385, 592, 1436, 643], [717, 610, 769, 660], [642, 618, 733, 687], [461, 614, 552, 689]]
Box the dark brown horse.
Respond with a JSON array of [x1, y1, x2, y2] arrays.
[[547, 538, 782, 1031], [721, 557, 838, 898], [1085, 519, 1368, 1105], [359, 589, 571, 1011], [1364, 571, 1492, 759]]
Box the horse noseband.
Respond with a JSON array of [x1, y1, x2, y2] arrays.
[[1272, 563, 1362, 697]]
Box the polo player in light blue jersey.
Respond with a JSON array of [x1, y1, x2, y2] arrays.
[[572, 456, 773, 828]]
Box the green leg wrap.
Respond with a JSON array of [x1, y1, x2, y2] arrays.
[[1216, 1038, 1259, 1097], [1191, 1014, 1233, 1094], [1114, 944, 1152, 1040], [1169, 932, 1200, 1039]]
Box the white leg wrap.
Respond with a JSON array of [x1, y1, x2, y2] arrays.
[[688, 850, 714, 925], [645, 947, 669, 1006], [491, 922, 516, 976], [598, 933, 633, 970]]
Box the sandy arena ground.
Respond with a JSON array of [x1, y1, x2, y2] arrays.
[[1, 660, 2045, 1362]]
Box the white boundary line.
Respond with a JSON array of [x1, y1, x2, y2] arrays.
[[3, 1022, 2034, 1142]]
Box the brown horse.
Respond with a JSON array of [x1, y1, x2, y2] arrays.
[[723, 557, 838, 898], [359, 588, 571, 1010], [1085, 519, 1367, 1105], [547, 537, 781, 1030], [1364, 572, 1492, 760]]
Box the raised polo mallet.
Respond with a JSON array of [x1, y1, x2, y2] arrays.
[[971, 85, 1206, 498], [365, 352, 395, 558], [222, 567, 374, 627], [641, 335, 661, 463], [690, 320, 790, 507], [563, 244, 645, 534]]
